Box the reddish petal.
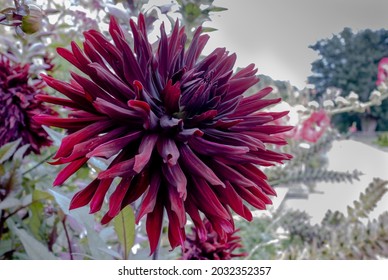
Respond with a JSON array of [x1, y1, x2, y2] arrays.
[[69, 179, 99, 210], [162, 163, 187, 199], [185, 200, 206, 241], [157, 137, 180, 166], [98, 158, 136, 179], [54, 120, 112, 159], [121, 170, 150, 206], [161, 79, 181, 113], [179, 144, 224, 187], [167, 183, 186, 227], [87, 131, 142, 159], [108, 176, 132, 217], [89, 178, 113, 213], [146, 199, 164, 255], [53, 157, 88, 186], [133, 134, 158, 173], [136, 171, 161, 223], [190, 177, 230, 220], [165, 203, 186, 250]]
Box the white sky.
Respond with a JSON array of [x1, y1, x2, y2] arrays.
[[201, 0, 388, 89]]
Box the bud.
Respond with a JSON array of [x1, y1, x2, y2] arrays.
[[323, 100, 334, 110], [335, 96, 349, 107], [348, 91, 359, 103], [20, 4, 43, 34], [307, 100, 319, 110]]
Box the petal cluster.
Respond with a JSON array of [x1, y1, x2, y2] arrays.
[[35, 15, 292, 253], [182, 219, 246, 260], [0, 54, 53, 154]]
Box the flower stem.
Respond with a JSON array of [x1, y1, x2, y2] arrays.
[[62, 216, 74, 260], [22, 152, 55, 175]]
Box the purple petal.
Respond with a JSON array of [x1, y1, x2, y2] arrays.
[[179, 144, 224, 187], [157, 137, 180, 165], [133, 134, 158, 173]]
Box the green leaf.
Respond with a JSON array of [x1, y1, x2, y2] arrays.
[[28, 202, 44, 239], [49, 189, 111, 259], [201, 27, 218, 33], [13, 144, 30, 162], [33, 189, 53, 201], [49, 189, 71, 215], [0, 197, 22, 210], [0, 139, 21, 164], [113, 205, 135, 259], [42, 125, 65, 147], [184, 3, 202, 20], [0, 239, 13, 258], [7, 219, 57, 260], [206, 6, 228, 12]]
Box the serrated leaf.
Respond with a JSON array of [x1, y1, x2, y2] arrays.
[[7, 219, 57, 260], [113, 205, 135, 259], [0, 138, 21, 164]]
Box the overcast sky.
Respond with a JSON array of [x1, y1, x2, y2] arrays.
[[201, 0, 388, 88]]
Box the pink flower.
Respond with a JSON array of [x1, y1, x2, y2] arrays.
[[376, 57, 388, 85], [299, 110, 330, 143], [35, 15, 292, 253]]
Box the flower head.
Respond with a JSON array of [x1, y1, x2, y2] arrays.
[[299, 110, 330, 143], [35, 15, 292, 253], [182, 219, 246, 260], [377, 57, 388, 86], [0, 54, 53, 154]]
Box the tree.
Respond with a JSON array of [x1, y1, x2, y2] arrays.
[[308, 28, 388, 132]]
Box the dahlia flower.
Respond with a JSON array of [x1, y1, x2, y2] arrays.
[[35, 14, 292, 253], [182, 219, 246, 260], [0, 54, 53, 154]]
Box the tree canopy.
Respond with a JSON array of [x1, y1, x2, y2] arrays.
[[308, 28, 388, 132]]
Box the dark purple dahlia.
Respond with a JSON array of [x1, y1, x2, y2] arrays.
[[0, 54, 53, 154], [182, 219, 246, 260], [35, 14, 292, 253]]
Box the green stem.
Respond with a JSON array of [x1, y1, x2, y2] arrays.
[[62, 216, 74, 260], [22, 152, 55, 175]]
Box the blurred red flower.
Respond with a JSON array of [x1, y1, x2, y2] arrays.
[[376, 57, 388, 85], [0, 54, 53, 154], [300, 110, 330, 143], [182, 219, 246, 260]]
